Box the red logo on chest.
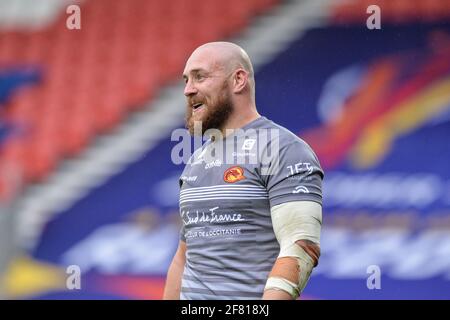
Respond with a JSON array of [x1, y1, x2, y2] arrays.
[[223, 166, 245, 183]]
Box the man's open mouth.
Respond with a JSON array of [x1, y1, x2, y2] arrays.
[[192, 103, 205, 112]]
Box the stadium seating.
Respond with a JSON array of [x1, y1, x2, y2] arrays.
[[0, 0, 279, 200]]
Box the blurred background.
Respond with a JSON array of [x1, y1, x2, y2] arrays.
[[0, 0, 449, 300]]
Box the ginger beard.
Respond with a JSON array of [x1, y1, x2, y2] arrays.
[[185, 81, 233, 136]]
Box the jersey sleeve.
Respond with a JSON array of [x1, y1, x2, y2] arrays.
[[262, 138, 324, 208], [180, 223, 186, 242]]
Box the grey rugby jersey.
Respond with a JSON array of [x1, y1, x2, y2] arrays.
[[178, 116, 323, 300]]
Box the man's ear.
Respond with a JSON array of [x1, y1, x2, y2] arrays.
[[233, 68, 248, 94]]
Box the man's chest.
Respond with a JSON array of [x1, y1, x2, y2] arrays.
[[179, 161, 269, 221]]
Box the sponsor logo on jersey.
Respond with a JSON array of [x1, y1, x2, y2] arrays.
[[205, 159, 222, 169], [180, 175, 198, 182], [292, 185, 309, 193], [223, 166, 246, 183], [242, 138, 256, 151]]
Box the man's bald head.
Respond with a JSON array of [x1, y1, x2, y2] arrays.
[[185, 42, 255, 98], [192, 42, 254, 79]]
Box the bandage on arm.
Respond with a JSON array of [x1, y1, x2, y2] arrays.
[[263, 201, 322, 300]]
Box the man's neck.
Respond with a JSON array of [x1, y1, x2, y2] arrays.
[[219, 109, 261, 137]]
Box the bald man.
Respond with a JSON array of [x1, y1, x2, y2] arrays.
[[163, 42, 324, 300]]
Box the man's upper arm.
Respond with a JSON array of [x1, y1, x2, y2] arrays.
[[270, 201, 322, 265], [175, 240, 187, 263]]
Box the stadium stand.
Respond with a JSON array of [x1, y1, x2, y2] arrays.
[[0, 0, 278, 200]]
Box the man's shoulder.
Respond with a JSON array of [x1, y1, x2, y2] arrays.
[[259, 118, 323, 177], [258, 117, 311, 150]]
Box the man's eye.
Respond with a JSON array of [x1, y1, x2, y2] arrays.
[[195, 74, 205, 81]]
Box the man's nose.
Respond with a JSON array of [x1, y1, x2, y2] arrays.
[[184, 80, 198, 96]]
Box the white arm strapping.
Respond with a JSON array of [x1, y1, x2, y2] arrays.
[[272, 201, 322, 247], [264, 201, 322, 299]]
